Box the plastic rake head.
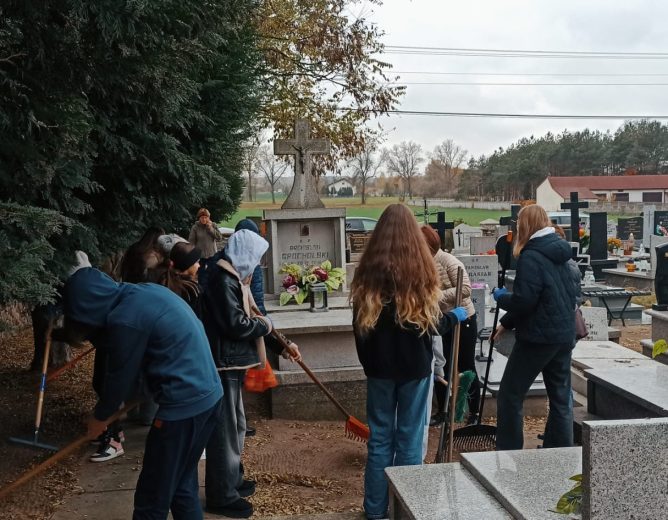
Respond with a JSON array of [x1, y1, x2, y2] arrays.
[[345, 416, 369, 443]]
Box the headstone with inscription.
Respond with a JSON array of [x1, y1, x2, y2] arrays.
[[653, 210, 668, 237], [458, 254, 499, 289], [643, 205, 656, 248], [470, 286, 486, 332], [263, 119, 346, 293], [617, 216, 643, 244], [579, 306, 609, 341], [607, 220, 617, 239]]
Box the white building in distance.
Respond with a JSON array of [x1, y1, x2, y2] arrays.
[[536, 175, 668, 210]]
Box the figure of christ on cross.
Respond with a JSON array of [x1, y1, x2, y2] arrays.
[[274, 119, 331, 210]]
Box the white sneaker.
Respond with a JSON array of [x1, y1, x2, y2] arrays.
[[90, 438, 124, 462]]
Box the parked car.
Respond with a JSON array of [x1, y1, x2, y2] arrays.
[[547, 211, 590, 231], [345, 217, 377, 232]]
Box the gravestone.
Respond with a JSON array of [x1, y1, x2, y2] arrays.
[[643, 205, 656, 248], [579, 306, 609, 341], [458, 254, 499, 289], [650, 234, 668, 277], [588, 212, 608, 261], [561, 191, 589, 249], [470, 236, 497, 255], [470, 286, 486, 332], [453, 224, 482, 251], [348, 232, 370, 256], [263, 119, 346, 294], [583, 418, 668, 520], [654, 210, 668, 237], [606, 220, 617, 239], [275, 119, 329, 210], [617, 216, 643, 243]]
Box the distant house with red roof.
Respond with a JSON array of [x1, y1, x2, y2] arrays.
[[536, 175, 668, 210]]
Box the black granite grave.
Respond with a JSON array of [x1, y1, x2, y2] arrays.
[[589, 212, 617, 281]]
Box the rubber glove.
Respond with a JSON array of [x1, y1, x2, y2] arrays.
[[451, 306, 468, 322], [493, 287, 508, 302]]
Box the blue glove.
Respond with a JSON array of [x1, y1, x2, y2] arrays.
[[493, 287, 508, 302], [451, 306, 468, 322]]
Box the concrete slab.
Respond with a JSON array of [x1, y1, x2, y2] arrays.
[[461, 447, 582, 520], [265, 296, 351, 314], [386, 463, 512, 520]]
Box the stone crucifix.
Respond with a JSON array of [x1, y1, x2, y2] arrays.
[[274, 119, 331, 210]]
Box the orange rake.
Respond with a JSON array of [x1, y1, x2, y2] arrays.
[[265, 324, 370, 442]]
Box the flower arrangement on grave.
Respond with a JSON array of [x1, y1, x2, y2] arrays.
[[607, 237, 622, 253], [578, 226, 590, 253], [279, 260, 345, 305], [656, 224, 668, 237]]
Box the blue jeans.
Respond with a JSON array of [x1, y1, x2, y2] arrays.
[[496, 341, 574, 451], [133, 399, 222, 520], [364, 376, 430, 519]]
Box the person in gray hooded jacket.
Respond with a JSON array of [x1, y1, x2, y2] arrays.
[[203, 229, 301, 518]]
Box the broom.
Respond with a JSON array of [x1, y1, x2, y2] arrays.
[[252, 305, 369, 442], [452, 230, 513, 452]]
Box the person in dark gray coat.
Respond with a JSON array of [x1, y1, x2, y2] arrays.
[[492, 204, 581, 451]]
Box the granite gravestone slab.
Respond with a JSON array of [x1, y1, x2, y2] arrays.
[[654, 210, 668, 237], [453, 224, 482, 251], [643, 205, 656, 248], [583, 418, 668, 520], [617, 216, 643, 243], [459, 254, 499, 289], [470, 286, 486, 332], [470, 236, 497, 255], [650, 234, 668, 276], [579, 306, 609, 341], [607, 220, 617, 239], [588, 212, 608, 261]]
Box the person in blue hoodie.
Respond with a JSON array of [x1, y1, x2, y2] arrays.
[[203, 229, 301, 519], [59, 268, 223, 520], [492, 204, 581, 451]]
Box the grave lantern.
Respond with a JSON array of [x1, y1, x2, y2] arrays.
[[309, 282, 328, 312]]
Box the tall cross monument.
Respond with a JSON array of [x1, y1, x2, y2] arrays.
[[274, 119, 331, 210]]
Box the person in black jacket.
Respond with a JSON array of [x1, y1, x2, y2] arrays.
[[351, 204, 468, 520], [492, 204, 581, 451], [203, 229, 301, 519]]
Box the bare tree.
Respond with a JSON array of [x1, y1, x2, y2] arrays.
[[348, 147, 384, 204], [430, 139, 468, 197], [383, 141, 424, 199], [256, 145, 290, 203], [242, 137, 262, 202]]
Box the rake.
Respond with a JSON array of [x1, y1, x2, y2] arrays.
[[252, 305, 369, 442], [452, 231, 513, 453], [9, 321, 58, 451]]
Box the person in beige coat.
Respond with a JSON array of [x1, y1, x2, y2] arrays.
[[188, 208, 223, 258], [421, 226, 481, 426]]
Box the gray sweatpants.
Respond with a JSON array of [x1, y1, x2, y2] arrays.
[[205, 370, 246, 507]]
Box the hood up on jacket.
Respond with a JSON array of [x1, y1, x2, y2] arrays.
[[63, 268, 123, 328], [234, 218, 260, 234], [224, 229, 269, 280], [523, 232, 572, 265]]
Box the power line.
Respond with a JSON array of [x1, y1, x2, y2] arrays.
[[383, 45, 668, 60], [338, 108, 668, 120], [391, 71, 668, 77], [387, 81, 668, 86]]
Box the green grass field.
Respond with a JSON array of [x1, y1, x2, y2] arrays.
[[219, 195, 508, 228]]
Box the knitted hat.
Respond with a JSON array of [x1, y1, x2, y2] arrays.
[[156, 234, 187, 255], [170, 244, 203, 272], [197, 208, 210, 219]]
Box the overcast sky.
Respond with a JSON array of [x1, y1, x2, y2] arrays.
[[364, 0, 668, 159]]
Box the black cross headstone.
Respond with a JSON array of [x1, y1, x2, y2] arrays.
[[588, 212, 608, 261], [498, 204, 521, 272], [561, 192, 589, 248], [429, 211, 454, 249]]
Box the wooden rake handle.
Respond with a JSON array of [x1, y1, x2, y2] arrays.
[[446, 267, 465, 463]]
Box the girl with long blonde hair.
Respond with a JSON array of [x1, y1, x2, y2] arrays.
[[351, 204, 467, 520], [492, 204, 581, 450]]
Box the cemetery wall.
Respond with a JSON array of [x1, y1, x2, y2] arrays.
[[408, 199, 511, 210], [589, 201, 668, 214]]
